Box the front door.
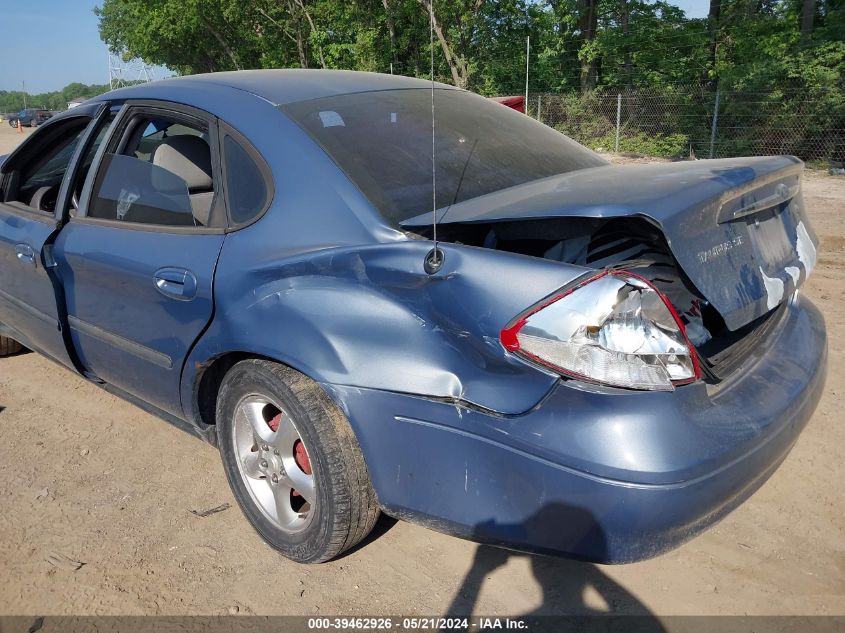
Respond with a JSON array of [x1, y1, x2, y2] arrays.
[[54, 102, 228, 417], [0, 106, 104, 367]]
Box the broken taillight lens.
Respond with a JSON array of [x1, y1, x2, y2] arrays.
[[500, 271, 700, 391]]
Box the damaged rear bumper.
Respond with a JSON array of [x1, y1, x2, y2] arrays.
[[326, 293, 827, 563]]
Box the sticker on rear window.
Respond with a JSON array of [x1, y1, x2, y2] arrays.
[[318, 111, 345, 128]]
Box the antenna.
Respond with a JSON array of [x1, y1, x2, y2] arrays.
[[424, 1, 444, 275]]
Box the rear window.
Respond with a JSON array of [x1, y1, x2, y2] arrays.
[[281, 89, 606, 224]]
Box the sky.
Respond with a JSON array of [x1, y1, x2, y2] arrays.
[[0, 0, 710, 95], [673, 0, 710, 20], [0, 1, 170, 94]]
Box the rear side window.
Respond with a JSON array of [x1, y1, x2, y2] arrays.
[[89, 154, 198, 225], [88, 114, 217, 227], [223, 135, 268, 225]]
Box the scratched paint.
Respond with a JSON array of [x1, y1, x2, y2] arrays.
[[796, 221, 817, 278], [759, 267, 784, 310]]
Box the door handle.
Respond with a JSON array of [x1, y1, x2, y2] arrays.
[[15, 243, 36, 267], [153, 267, 197, 301]]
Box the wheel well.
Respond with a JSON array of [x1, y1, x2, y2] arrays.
[[194, 352, 317, 433], [194, 352, 254, 431]]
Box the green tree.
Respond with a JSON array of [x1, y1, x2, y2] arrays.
[[0, 83, 112, 114], [93, 0, 844, 123]]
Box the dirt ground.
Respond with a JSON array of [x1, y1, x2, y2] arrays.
[[0, 123, 843, 618]]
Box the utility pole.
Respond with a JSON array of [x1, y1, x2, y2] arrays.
[[22, 81, 26, 109]]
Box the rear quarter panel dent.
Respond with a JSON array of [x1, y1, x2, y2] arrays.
[[181, 241, 588, 419]]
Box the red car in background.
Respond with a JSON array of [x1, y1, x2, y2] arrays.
[[490, 95, 525, 113]]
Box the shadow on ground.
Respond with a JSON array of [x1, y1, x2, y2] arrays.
[[444, 504, 666, 631]]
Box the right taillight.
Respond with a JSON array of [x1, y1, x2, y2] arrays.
[[500, 271, 700, 391]]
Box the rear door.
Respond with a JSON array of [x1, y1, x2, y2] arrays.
[[54, 101, 228, 417], [0, 105, 105, 366]]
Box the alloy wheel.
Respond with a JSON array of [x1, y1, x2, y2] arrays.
[[232, 394, 316, 534]]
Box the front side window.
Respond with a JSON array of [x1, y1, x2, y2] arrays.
[[2, 119, 88, 214], [281, 89, 607, 225], [88, 114, 216, 227]]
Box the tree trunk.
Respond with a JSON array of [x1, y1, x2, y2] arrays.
[[293, 0, 327, 68], [295, 28, 308, 68], [200, 16, 241, 70], [286, 0, 310, 68], [418, 0, 470, 88], [619, 0, 632, 91], [706, 0, 721, 81], [260, 5, 308, 67], [579, 0, 598, 93], [800, 0, 816, 46], [382, 0, 398, 68]]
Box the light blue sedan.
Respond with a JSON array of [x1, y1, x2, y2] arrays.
[[0, 70, 826, 563]]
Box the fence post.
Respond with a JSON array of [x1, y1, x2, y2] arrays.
[[709, 86, 721, 159], [615, 93, 622, 153], [524, 36, 530, 115], [537, 94, 542, 122]]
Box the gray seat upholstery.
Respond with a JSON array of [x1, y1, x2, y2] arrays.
[[151, 135, 214, 225]]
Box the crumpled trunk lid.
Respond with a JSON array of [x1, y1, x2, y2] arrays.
[[402, 156, 817, 331]]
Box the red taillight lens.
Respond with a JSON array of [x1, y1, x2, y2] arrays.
[[500, 271, 701, 391]]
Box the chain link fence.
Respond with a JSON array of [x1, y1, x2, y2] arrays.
[[527, 85, 845, 165]]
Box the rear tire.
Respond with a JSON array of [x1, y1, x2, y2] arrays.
[[0, 336, 23, 357], [216, 359, 380, 563]]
